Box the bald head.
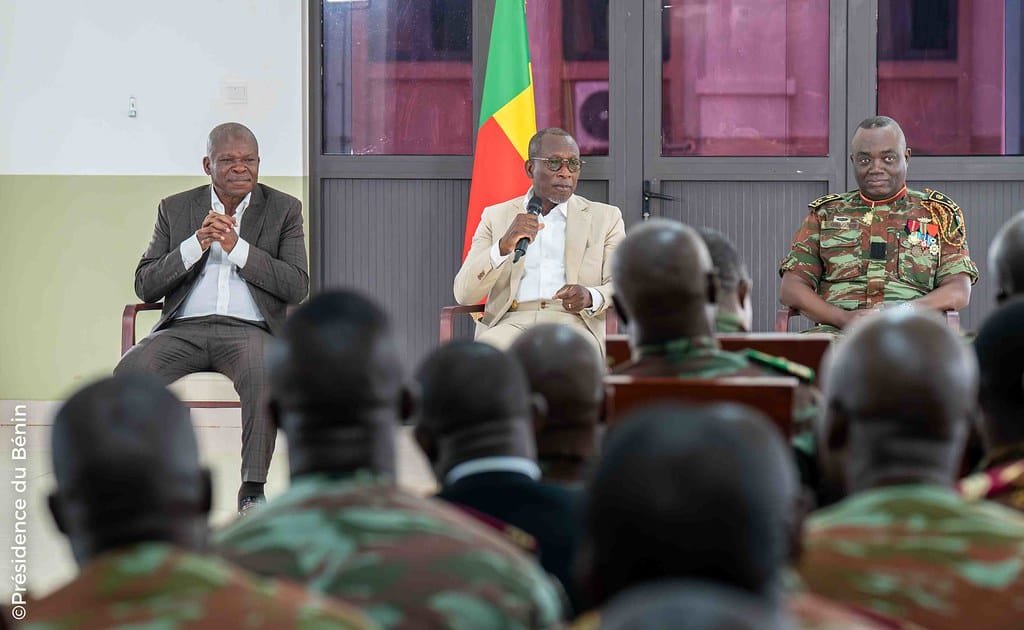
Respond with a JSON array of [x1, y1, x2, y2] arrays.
[[206, 122, 258, 158], [50, 374, 209, 564], [415, 342, 536, 477], [612, 219, 715, 338], [581, 403, 797, 605], [416, 341, 531, 434], [989, 212, 1024, 303], [509, 324, 603, 427], [820, 311, 977, 491]]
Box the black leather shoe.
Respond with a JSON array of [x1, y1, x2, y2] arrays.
[[237, 494, 266, 516]]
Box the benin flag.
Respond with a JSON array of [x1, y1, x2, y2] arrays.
[[462, 0, 537, 259]]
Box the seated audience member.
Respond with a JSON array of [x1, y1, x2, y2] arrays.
[[115, 122, 309, 515], [32, 374, 368, 629], [508, 324, 603, 486], [611, 218, 818, 460], [215, 292, 563, 627], [697, 228, 753, 333], [415, 341, 582, 612], [958, 298, 1024, 511], [800, 310, 1024, 628], [573, 580, 783, 630], [611, 219, 810, 383], [575, 403, 884, 629], [989, 211, 1024, 302]]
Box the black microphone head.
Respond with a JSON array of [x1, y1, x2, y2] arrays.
[[526, 195, 544, 215]]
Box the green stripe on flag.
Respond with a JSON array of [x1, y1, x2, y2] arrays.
[[477, 0, 533, 126]]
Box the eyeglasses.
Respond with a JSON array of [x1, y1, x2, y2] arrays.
[[531, 157, 584, 173]]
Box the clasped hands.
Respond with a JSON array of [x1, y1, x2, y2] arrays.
[[196, 211, 238, 252]]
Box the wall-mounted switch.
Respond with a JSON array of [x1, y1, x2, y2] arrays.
[[128, 96, 137, 118]]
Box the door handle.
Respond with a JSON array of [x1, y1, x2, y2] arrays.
[[642, 180, 678, 220]]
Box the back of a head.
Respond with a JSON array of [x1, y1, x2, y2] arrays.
[[269, 290, 402, 420], [598, 580, 783, 630], [51, 374, 203, 557], [989, 211, 1024, 302], [416, 341, 531, 435], [612, 219, 714, 321], [582, 403, 797, 605], [697, 228, 749, 294], [823, 310, 976, 445], [508, 324, 603, 427], [974, 298, 1024, 445]]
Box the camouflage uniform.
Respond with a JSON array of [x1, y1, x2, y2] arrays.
[[613, 336, 817, 431], [779, 188, 978, 332], [958, 443, 1024, 513], [214, 471, 564, 629], [714, 311, 748, 333], [797, 484, 1024, 629], [22, 542, 371, 629]]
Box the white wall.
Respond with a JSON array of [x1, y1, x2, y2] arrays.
[[0, 0, 305, 176]]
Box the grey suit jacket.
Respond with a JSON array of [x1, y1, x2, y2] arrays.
[[134, 183, 309, 336], [453, 194, 625, 343]]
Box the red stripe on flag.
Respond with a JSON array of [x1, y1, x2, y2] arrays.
[[463, 117, 532, 258]]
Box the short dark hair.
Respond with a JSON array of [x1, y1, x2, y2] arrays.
[[416, 341, 531, 434], [697, 228, 749, 292], [857, 115, 900, 131], [207, 122, 258, 157], [528, 127, 575, 158]]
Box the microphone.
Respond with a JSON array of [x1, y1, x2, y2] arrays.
[[513, 195, 544, 263]]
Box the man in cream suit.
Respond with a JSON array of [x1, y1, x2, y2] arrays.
[[115, 123, 308, 515], [455, 128, 625, 355]]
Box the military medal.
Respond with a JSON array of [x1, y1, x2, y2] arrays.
[[905, 219, 921, 247], [862, 211, 873, 225], [930, 242, 940, 255]]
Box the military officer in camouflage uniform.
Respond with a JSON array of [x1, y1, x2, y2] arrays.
[[780, 116, 978, 332], [215, 291, 564, 629], [698, 228, 753, 333], [800, 311, 1024, 628], [29, 374, 369, 629], [958, 298, 1024, 512]]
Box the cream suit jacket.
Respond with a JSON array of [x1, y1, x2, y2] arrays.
[[453, 194, 626, 343]]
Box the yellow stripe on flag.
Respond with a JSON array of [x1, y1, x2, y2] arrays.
[[493, 84, 537, 162]]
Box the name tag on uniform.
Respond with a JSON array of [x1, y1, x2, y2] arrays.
[[824, 216, 851, 230]]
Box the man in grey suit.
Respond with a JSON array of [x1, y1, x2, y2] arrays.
[[115, 123, 308, 515]]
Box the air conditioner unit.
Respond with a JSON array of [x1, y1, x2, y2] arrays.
[[572, 80, 609, 154]]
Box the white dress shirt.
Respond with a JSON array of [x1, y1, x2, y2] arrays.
[[488, 191, 604, 312], [175, 188, 264, 322]]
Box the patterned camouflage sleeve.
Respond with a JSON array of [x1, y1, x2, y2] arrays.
[[779, 210, 824, 290], [935, 236, 979, 286]]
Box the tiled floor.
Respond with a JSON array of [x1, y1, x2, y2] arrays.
[[0, 400, 437, 599]]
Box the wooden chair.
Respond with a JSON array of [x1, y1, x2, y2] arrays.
[[605, 332, 833, 378], [121, 302, 241, 409], [439, 303, 620, 343], [775, 306, 960, 333], [604, 375, 797, 437]]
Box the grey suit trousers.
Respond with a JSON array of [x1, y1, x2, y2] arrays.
[[114, 315, 274, 483]]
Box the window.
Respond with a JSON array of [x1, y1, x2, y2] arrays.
[[322, 0, 473, 155]]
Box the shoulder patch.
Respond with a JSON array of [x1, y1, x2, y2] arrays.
[[925, 189, 961, 212], [744, 349, 815, 382], [808, 193, 843, 210]]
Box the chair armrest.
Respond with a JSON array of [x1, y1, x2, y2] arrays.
[[605, 304, 620, 335], [775, 307, 798, 333], [440, 304, 485, 343], [121, 302, 163, 356]]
